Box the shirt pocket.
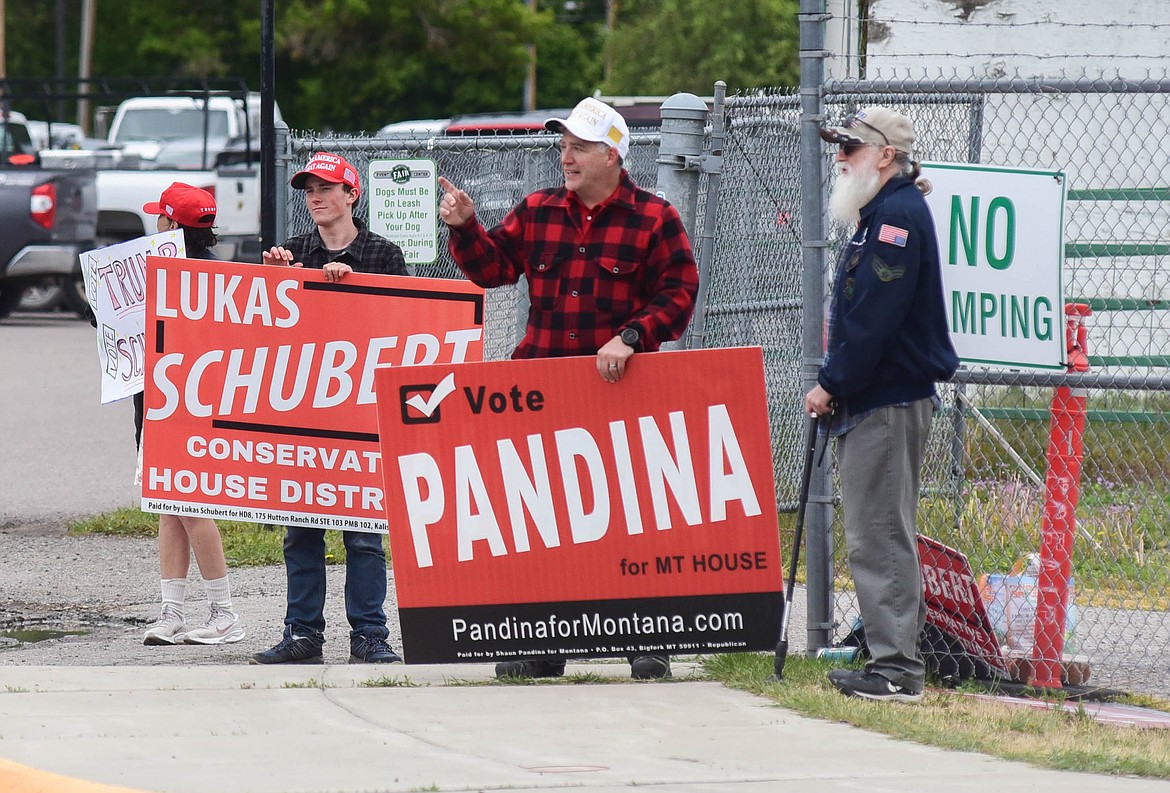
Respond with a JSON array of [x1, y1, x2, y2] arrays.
[[527, 255, 567, 311], [596, 256, 641, 279], [593, 256, 644, 314]]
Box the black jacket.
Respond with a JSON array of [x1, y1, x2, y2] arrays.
[[819, 176, 958, 413]]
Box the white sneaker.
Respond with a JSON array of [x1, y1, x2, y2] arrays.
[[183, 605, 245, 645], [143, 604, 186, 646]]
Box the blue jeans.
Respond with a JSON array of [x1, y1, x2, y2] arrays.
[[283, 526, 388, 646]]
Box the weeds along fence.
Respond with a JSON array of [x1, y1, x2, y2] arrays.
[[282, 76, 1170, 696]]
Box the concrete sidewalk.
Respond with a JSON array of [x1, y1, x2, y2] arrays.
[[0, 662, 1164, 793]]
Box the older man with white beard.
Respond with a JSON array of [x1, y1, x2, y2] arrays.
[[804, 107, 958, 703]]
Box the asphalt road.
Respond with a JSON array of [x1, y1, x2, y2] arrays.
[[0, 311, 139, 528]]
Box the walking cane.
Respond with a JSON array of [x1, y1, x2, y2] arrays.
[[771, 413, 820, 680]]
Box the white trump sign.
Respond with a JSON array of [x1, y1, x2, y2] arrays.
[[80, 231, 185, 404]]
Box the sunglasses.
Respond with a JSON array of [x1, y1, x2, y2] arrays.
[[842, 113, 884, 146], [840, 141, 870, 157]]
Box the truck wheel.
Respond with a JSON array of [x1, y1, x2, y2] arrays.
[[19, 280, 66, 312], [0, 283, 24, 319], [61, 275, 92, 318]]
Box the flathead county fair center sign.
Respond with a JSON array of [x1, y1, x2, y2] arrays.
[[920, 162, 1067, 370], [368, 159, 438, 266]]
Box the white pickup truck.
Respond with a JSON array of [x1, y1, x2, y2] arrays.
[[107, 94, 278, 170], [42, 93, 281, 263]]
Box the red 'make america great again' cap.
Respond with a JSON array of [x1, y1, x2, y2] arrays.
[[142, 182, 217, 228], [290, 152, 361, 196]]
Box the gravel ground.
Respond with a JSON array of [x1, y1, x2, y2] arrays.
[[0, 522, 405, 667], [0, 520, 811, 672], [3, 520, 1164, 700]]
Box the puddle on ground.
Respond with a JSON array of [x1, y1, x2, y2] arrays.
[[0, 614, 94, 647], [1, 627, 90, 644]]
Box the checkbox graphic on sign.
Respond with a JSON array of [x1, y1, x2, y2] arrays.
[[399, 372, 456, 424]]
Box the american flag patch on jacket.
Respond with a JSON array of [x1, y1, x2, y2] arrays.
[[877, 224, 909, 247]]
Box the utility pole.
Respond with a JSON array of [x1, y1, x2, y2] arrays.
[[0, 0, 7, 79], [261, 0, 276, 252], [523, 0, 536, 111], [604, 0, 619, 87], [56, 0, 66, 120], [77, 0, 96, 134]]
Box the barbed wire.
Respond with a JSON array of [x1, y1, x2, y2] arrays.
[[854, 53, 1170, 61], [851, 16, 1170, 31]]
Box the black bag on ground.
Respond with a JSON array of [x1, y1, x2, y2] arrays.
[[836, 618, 997, 687]]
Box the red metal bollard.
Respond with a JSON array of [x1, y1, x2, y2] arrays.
[[1029, 303, 1091, 688]]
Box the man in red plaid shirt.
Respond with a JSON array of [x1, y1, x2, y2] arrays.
[[439, 97, 699, 680]]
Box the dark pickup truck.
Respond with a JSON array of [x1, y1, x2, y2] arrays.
[[0, 112, 98, 318]]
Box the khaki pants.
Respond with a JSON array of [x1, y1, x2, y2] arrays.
[[837, 399, 933, 691]]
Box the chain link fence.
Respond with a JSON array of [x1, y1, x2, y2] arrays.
[[280, 75, 1169, 696], [694, 90, 806, 501], [810, 79, 1170, 696], [283, 129, 662, 362]]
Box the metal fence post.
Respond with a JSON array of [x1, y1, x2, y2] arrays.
[[655, 92, 708, 236], [685, 82, 726, 351], [800, 0, 835, 654], [657, 92, 711, 354], [273, 120, 290, 248]]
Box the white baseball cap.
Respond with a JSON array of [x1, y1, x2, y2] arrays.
[[545, 98, 630, 159]]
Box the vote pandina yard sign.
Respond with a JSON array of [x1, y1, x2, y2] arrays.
[[920, 162, 1067, 370], [372, 348, 785, 664]]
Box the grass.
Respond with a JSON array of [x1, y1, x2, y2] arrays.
[[926, 387, 1170, 609], [703, 652, 1170, 778], [360, 675, 421, 688], [957, 389, 1170, 566], [68, 507, 364, 567], [914, 481, 1170, 611]]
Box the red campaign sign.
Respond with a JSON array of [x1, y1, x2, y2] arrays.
[[917, 535, 1007, 675], [140, 256, 484, 531], [373, 346, 784, 664]]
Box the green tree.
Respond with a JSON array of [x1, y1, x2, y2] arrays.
[[3, 1, 260, 124], [532, 3, 606, 110], [93, 2, 261, 82], [3, 0, 802, 129], [275, 0, 572, 130], [605, 0, 800, 95]]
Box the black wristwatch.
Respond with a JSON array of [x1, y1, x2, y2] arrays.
[[620, 327, 640, 350]]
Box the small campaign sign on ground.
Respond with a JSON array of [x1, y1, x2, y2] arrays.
[[141, 256, 484, 531], [373, 347, 784, 664], [918, 534, 1008, 675]]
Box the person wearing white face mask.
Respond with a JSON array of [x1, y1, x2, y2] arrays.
[[805, 107, 958, 703]]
